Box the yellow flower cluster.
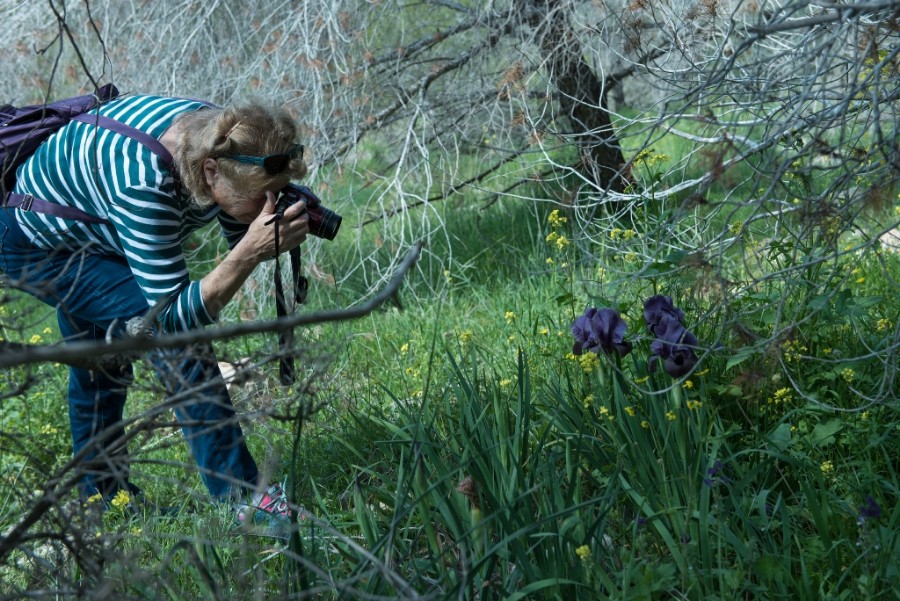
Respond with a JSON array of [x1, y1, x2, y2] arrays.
[[545, 209, 572, 258], [575, 544, 592, 560], [547, 209, 567, 228], [578, 352, 600, 374], [504, 311, 516, 324], [841, 368, 855, 383], [686, 400, 703, 411], [458, 330, 474, 344], [781, 339, 807, 363], [110, 490, 131, 509], [875, 318, 892, 332], [768, 387, 793, 406], [597, 405, 614, 421], [609, 228, 637, 241], [545, 231, 570, 250], [632, 148, 670, 168], [820, 460, 834, 476], [665, 411, 677, 421]]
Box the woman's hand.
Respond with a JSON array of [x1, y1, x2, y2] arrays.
[[200, 191, 310, 319], [241, 191, 310, 262]]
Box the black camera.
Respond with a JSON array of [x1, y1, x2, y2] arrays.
[[274, 183, 342, 240]]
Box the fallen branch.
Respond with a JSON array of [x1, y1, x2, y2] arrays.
[[0, 241, 423, 370]]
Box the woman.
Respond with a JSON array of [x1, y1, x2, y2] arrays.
[[0, 92, 309, 533]]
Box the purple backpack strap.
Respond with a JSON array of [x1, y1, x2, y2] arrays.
[[5, 110, 185, 223], [71, 113, 174, 168], [3, 192, 111, 224], [7, 97, 216, 224]]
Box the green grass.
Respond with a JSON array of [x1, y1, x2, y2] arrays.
[[2, 137, 899, 599]]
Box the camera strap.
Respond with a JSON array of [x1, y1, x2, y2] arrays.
[[272, 219, 308, 385]]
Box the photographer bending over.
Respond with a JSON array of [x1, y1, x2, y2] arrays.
[[0, 93, 310, 534]]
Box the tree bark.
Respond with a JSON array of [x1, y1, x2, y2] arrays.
[[521, 0, 627, 192]]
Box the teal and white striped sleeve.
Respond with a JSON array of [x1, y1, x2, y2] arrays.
[[109, 144, 216, 333]]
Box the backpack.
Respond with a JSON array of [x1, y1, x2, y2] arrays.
[[1, 84, 178, 224]]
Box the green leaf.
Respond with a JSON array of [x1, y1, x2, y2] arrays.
[[767, 423, 793, 451], [754, 555, 785, 582], [726, 347, 757, 370], [555, 293, 575, 306], [810, 418, 844, 448], [504, 578, 583, 601]]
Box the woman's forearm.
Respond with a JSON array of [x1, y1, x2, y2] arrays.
[[200, 242, 262, 320]]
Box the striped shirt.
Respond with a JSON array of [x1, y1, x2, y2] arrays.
[[13, 94, 247, 333]]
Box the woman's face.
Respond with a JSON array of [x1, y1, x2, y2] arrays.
[[204, 158, 277, 223]]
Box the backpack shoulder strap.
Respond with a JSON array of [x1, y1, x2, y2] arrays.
[[71, 113, 174, 168], [5, 109, 181, 223]]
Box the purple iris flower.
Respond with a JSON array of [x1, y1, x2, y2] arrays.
[[643, 295, 686, 336], [571, 307, 633, 357], [859, 496, 882, 520], [648, 312, 698, 378]]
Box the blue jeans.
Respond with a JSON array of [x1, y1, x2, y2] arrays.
[[0, 208, 259, 501]]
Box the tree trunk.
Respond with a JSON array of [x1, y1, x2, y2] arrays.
[[522, 0, 627, 192]]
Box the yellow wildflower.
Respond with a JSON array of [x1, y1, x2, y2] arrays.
[[575, 544, 592, 560], [634, 375, 650, 385], [640, 420, 650, 429], [87, 493, 103, 505], [686, 400, 703, 410], [841, 368, 855, 383], [539, 327, 550, 336], [548, 209, 567, 228], [769, 387, 793, 405], [546, 231, 559, 244], [609, 228, 622, 240], [665, 411, 677, 421], [499, 379, 513, 389], [555, 234, 569, 250], [399, 343, 409, 355], [458, 330, 473, 344], [110, 490, 131, 509], [504, 311, 516, 324], [624, 406, 636, 417], [875, 318, 891, 332], [578, 352, 600, 374], [546, 257, 554, 265], [820, 460, 834, 476], [42, 327, 53, 335], [622, 229, 636, 241], [683, 380, 694, 390], [29, 334, 42, 345]]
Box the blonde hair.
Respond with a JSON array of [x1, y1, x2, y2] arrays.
[[173, 103, 308, 208]]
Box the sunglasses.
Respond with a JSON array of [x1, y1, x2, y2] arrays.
[[218, 144, 304, 175]]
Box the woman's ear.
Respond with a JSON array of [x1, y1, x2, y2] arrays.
[[203, 158, 219, 186]]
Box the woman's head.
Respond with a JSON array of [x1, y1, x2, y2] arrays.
[[174, 103, 308, 215]]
